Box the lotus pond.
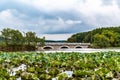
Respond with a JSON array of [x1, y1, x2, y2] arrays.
[[0, 51, 120, 80]]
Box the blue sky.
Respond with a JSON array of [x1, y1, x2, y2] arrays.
[[0, 0, 120, 40]]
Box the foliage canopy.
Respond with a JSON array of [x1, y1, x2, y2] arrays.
[[67, 27, 120, 48]]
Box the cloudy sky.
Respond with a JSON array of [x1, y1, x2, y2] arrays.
[[0, 0, 120, 40]]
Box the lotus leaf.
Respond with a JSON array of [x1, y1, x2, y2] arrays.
[[39, 74, 51, 80], [27, 67, 35, 73], [106, 71, 114, 79], [0, 52, 119, 79], [57, 73, 68, 80]]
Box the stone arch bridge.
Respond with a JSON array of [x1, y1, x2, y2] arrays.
[[37, 43, 90, 51]]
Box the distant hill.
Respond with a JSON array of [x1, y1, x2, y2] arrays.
[[45, 40, 66, 43], [67, 26, 120, 48]]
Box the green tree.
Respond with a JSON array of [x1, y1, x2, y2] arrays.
[[112, 33, 120, 46], [102, 30, 115, 46], [9, 29, 23, 45], [36, 37, 45, 47], [67, 26, 120, 48], [1, 28, 12, 46], [25, 32, 36, 45], [93, 34, 110, 48], [1, 28, 45, 51], [1, 28, 24, 46], [41, 37, 45, 47]]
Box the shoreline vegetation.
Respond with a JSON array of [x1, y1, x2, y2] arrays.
[[0, 27, 120, 51], [0, 51, 120, 79], [67, 26, 120, 48], [0, 28, 45, 52]]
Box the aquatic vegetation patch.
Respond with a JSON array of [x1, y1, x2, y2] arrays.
[[0, 51, 120, 80]]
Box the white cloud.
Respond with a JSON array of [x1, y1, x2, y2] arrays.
[[1, 0, 120, 40], [66, 20, 82, 25], [19, 0, 78, 12], [75, 0, 120, 27], [39, 34, 73, 40], [37, 17, 82, 33], [0, 9, 82, 34], [0, 9, 24, 29], [17, 0, 120, 27]]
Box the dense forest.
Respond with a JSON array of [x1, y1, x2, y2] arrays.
[[0, 28, 45, 51], [67, 27, 120, 48]]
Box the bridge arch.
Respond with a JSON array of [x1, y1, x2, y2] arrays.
[[60, 46, 69, 49], [75, 46, 82, 49], [43, 46, 53, 50]]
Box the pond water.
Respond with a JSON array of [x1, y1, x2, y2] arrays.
[[41, 48, 120, 53]]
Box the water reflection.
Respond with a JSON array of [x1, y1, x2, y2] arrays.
[[41, 48, 120, 53]]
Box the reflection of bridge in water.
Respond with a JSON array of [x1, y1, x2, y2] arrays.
[[37, 43, 90, 51]]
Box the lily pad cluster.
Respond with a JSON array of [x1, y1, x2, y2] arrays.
[[0, 51, 120, 80]]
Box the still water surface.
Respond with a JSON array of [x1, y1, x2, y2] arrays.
[[42, 48, 120, 53]]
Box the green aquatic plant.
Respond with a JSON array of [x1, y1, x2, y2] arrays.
[[27, 67, 36, 73], [73, 70, 93, 78], [0, 68, 10, 79], [0, 51, 120, 79], [48, 68, 60, 77], [39, 74, 51, 80], [57, 73, 68, 80]]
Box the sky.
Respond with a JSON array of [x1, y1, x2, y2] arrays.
[[0, 0, 120, 40]]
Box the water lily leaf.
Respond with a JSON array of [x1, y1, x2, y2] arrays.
[[106, 71, 113, 79]]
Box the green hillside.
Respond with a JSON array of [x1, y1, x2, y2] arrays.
[[67, 27, 120, 48]]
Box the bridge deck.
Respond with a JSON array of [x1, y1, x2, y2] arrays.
[[44, 43, 90, 46], [37, 43, 90, 50]]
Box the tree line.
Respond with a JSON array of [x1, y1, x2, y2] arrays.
[[67, 27, 120, 48], [0, 28, 45, 51]]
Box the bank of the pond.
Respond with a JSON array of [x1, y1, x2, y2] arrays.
[[0, 52, 120, 80]]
